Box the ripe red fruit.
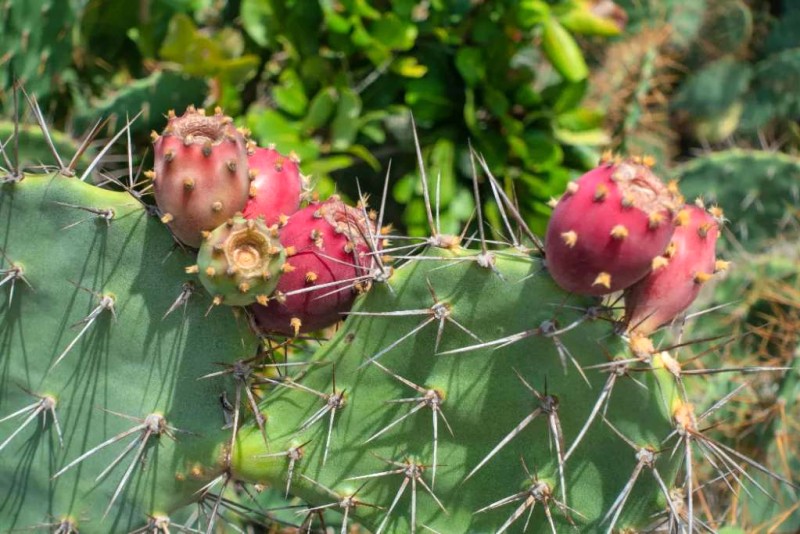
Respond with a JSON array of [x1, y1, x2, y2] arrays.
[[624, 203, 725, 335], [242, 146, 306, 226], [152, 106, 251, 247], [252, 197, 379, 336], [545, 157, 681, 295]]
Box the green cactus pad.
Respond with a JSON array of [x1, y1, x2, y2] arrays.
[[0, 0, 80, 100], [0, 174, 257, 532], [231, 246, 680, 533], [675, 149, 800, 249]]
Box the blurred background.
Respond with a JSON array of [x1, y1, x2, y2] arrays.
[[1, 0, 797, 531]]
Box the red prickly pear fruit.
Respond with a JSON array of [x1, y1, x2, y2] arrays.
[[624, 202, 725, 335], [544, 156, 682, 295], [242, 146, 307, 225], [152, 106, 251, 247], [252, 196, 379, 336]]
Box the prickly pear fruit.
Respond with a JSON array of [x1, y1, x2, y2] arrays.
[[152, 106, 251, 247], [242, 146, 306, 225], [252, 197, 378, 335], [545, 157, 681, 295], [623, 202, 724, 334], [191, 215, 285, 306]]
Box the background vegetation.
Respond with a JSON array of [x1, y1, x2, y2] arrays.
[[1, 0, 797, 531]]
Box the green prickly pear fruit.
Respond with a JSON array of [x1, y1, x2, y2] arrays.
[[624, 202, 725, 334], [152, 106, 252, 247], [192, 214, 285, 306], [252, 196, 380, 336], [545, 155, 682, 295]]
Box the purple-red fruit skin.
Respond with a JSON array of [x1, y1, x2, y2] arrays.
[[252, 197, 377, 335], [153, 106, 250, 247], [545, 158, 680, 295], [242, 147, 305, 226], [624, 204, 720, 335]]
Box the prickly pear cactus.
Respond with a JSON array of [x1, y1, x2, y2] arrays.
[[0, 0, 81, 100], [1, 99, 796, 533], [676, 149, 800, 248]]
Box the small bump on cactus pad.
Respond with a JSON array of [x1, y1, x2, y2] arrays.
[[252, 197, 378, 335], [545, 156, 682, 295], [192, 215, 286, 306], [152, 106, 251, 247], [624, 202, 723, 335], [242, 146, 306, 225]]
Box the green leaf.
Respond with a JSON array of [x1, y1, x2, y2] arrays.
[[321, 0, 352, 33], [514, 84, 542, 108], [544, 79, 588, 113], [274, 69, 309, 117], [247, 108, 320, 161], [540, 17, 588, 82], [357, 109, 392, 144], [351, 19, 374, 48], [554, 127, 610, 146], [360, 123, 385, 144], [331, 88, 363, 150], [447, 187, 475, 221], [508, 135, 531, 162], [455, 48, 485, 87], [240, 0, 274, 47], [304, 155, 355, 177], [485, 88, 510, 117], [556, 107, 605, 131], [369, 13, 418, 51], [517, 0, 550, 29], [405, 73, 456, 124], [354, 0, 382, 19], [429, 139, 456, 205], [346, 144, 381, 171], [522, 131, 564, 169], [393, 174, 416, 203], [159, 13, 259, 83], [559, 5, 623, 37], [392, 57, 428, 78], [303, 87, 339, 132], [216, 56, 260, 83]]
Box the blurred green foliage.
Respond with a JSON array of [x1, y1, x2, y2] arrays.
[[1, 0, 626, 237]]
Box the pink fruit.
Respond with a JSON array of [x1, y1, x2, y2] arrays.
[[242, 146, 307, 226], [152, 106, 252, 247], [252, 197, 379, 336], [624, 203, 725, 335], [544, 156, 682, 295]]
